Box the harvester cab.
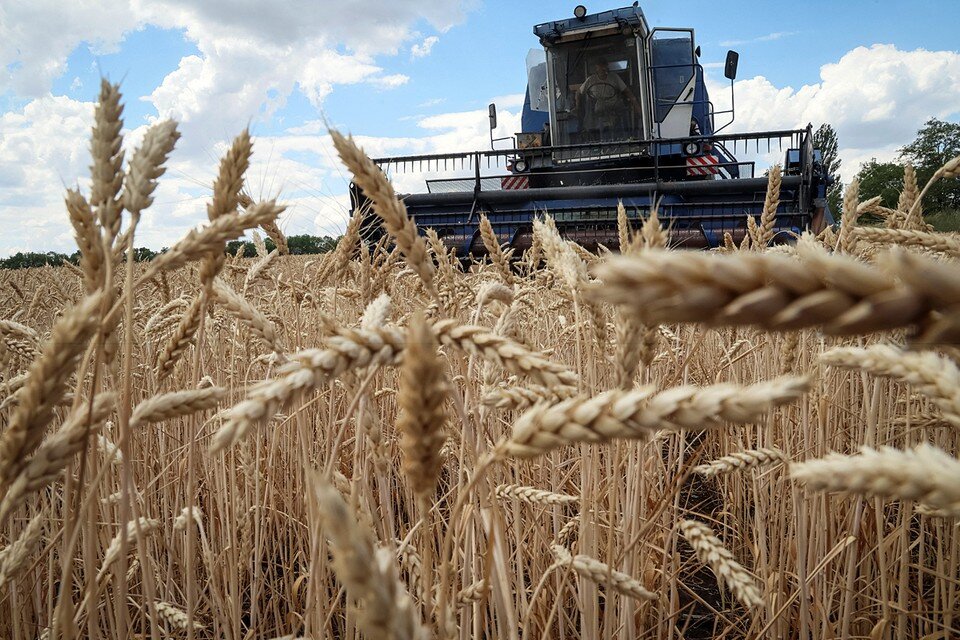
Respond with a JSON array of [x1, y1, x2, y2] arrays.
[[350, 4, 834, 256]]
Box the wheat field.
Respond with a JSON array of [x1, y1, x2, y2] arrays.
[[1, 80, 959, 640]]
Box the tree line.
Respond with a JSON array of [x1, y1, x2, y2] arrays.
[[0, 234, 340, 270], [815, 117, 960, 230]]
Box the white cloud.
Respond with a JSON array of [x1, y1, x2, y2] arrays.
[[411, 36, 440, 59], [706, 44, 960, 180], [0, 0, 473, 255], [720, 31, 798, 47], [0, 0, 140, 97]]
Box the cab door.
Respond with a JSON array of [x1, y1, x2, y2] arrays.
[[649, 28, 696, 139]]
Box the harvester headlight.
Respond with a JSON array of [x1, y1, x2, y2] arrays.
[[574, 5, 587, 19], [683, 142, 701, 156], [513, 158, 529, 173]]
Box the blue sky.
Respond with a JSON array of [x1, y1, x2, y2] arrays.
[[2, 0, 959, 256]]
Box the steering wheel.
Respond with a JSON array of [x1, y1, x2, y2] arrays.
[[586, 81, 618, 101]]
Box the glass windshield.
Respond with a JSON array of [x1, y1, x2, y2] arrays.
[[651, 32, 694, 123], [547, 36, 641, 146], [526, 49, 549, 112]]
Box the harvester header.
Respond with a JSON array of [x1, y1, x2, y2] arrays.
[[350, 4, 833, 256]]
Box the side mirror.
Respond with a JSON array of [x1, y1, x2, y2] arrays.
[[694, 45, 701, 58], [724, 50, 739, 80], [488, 103, 498, 131]]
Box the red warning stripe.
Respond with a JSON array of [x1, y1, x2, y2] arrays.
[[685, 154, 720, 176], [500, 175, 530, 190]]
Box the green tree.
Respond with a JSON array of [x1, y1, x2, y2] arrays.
[[813, 123, 842, 216], [0, 251, 73, 269], [288, 234, 338, 255], [898, 117, 960, 213], [854, 159, 904, 211]]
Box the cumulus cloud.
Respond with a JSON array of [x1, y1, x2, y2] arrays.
[[0, 0, 472, 255], [707, 44, 960, 179], [411, 36, 440, 59], [0, 0, 140, 97]]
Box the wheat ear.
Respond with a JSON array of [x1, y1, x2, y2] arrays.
[[591, 244, 960, 340], [854, 227, 960, 258], [65, 189, 104, 293], [495, 484, 578, 506], [481, 383, 575, 412], [130, 387, 226, 429], [311, 479, 427, 640], [0, 510, 46, 589], [329, 128, 436, 298], [211, 325, 405, 452], [821, 345, 960, 427], [90, 79, 125, 242], [156, 601, 205, 631], [0, 393, 115, 524], [551, 544, 657, 601], [693, 448, 787, 477], [502, 377, 808, 458], [122, 119, 179, 216], [213, 278, 285, 355], [97, 517, 161, 582], [397, 313, 448, 496], [432, 319, 578, 388], [0, 293, 102, 484], [757, 164, 782, 248], [679, 519, 764, 608], [479, 213, 515, 286], [790, 444, 960, 516]]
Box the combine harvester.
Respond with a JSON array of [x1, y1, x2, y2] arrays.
[[350, 3, 833, 254]]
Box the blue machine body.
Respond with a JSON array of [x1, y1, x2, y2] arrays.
[[352, 4, 833, 256]]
